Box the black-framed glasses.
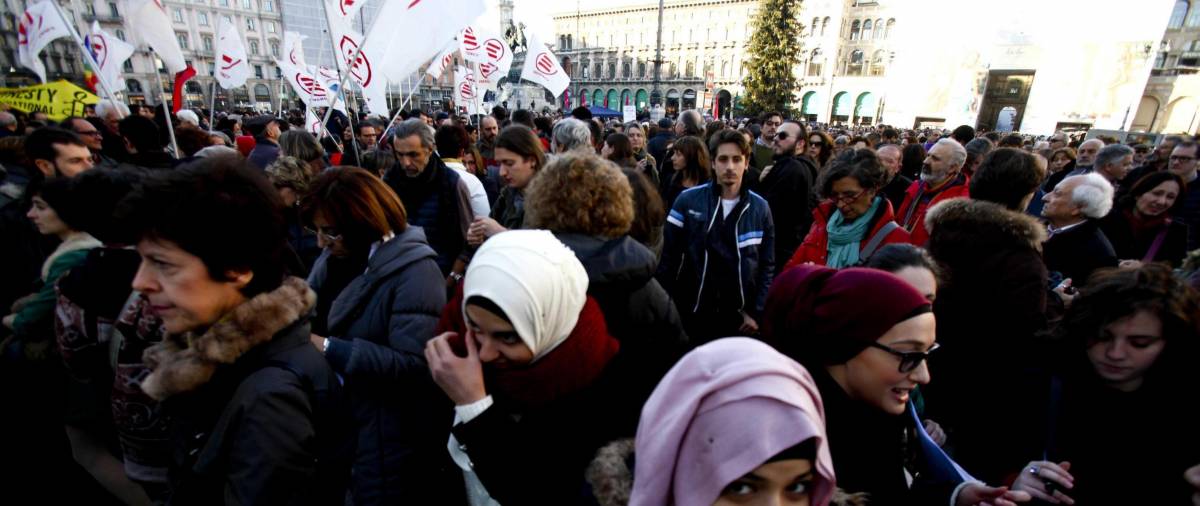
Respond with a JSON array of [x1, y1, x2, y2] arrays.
[[1171, 155, 1196, 162], [868, 342, 940, 373], [775, 132, 790, 141]]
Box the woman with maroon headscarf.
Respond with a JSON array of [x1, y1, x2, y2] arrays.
[[761, 265, 1030, 506]]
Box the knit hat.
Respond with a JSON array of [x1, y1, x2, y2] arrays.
[[630, 338, 836, 506], [463, 230, 589, 361], [762, 265, 932, 366], [235, 135, 256, 156]]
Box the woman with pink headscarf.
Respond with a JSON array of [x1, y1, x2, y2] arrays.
[[629, 338, 838, 506]]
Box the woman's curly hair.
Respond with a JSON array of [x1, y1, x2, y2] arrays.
[[524, 153, 634, 239]]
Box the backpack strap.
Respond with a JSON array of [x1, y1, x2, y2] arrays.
[[860, 221, 901, 260]]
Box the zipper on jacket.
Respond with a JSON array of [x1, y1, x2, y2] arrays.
[[734, 201, 751, 312], [693, 188, 722, 313]]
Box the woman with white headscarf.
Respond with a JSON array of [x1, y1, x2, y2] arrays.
[[630, 338, 838, 506], [425, 230, 631, 505]]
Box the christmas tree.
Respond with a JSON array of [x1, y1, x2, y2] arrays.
[[742, 0, 804, 116]]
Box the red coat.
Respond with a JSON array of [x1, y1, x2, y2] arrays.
[[896, 175, 971, 246], [784, 199, 910, 270]]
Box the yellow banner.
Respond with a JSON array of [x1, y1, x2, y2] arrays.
[[0, 81, 99, 121]]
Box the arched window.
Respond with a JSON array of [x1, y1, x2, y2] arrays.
[[1171, 0, 1189, 28], [811, 17, 819, 36], [685, 60, 694, 77], [884, 18, 895, 38], [850, 20, 861, 40], [874, 18, 884, 39], [870, 49, 887, 76], [608, 62, 616, 78], [567, 34, 572, 49], [862, 19, 873, 40], [254, 84, 270, 100], [847, 49, 864, 76], [582, 59, 590, 78], [622, 61, 631, 78], [126, 79, 143, 93], [821, 17, 830, 36], [721, 60, 729, 77], [808, 48, 823, 76]]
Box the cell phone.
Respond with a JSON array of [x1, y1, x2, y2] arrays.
[[446, 332, 468, 358]]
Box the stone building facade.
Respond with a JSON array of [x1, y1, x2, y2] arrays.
[[1133, 0, 1200, 134]]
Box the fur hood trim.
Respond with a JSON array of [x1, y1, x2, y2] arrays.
[[925, 198, 1047, 251], [140, 277, 316, 401], [585, 439, 869, 506]]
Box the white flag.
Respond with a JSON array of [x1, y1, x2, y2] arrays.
[[214, 17, 251, 89], [86, 21, 135, 93], [280, 59, 331, 109], [520, 31, 570, 98], [453, 65, 479, 115], [305, 107, 324, 136], [425, 41, 457, 80], [324, 6, 387, 115], [124, 0, 187, 73], [327, 0, 365, 20], [283, 31, 307, 68], [459, 26, 512, 92], [311, 65, 347, 114], [365, 0, 483, 84], [17, 1, 73, 83]]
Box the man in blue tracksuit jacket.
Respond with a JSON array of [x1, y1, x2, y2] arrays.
[[656, 129, 775, 343]]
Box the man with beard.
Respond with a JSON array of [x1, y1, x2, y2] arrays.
[[752, 121, 816, 273], [897, 138, 969, 245], [752, 111, 783, 170], [876, 143, 912, 209]]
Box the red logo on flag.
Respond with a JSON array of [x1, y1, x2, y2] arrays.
[[462, 27, 479, 51], [295, 73, 327, 100], [534, 53, 558, 77], [338, 36, 372, 87], [338, 0, 355, 16], [459, 81, 475, 100], [90, 34, 109, 68], [221, 54, 243, 71], [480, 62, 498, 79], [484, 39, 506, 61]]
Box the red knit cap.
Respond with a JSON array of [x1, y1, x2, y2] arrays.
[[762, 264, 932, 366]]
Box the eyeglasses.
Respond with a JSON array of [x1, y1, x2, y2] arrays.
[[1170, 155, 1196, 162], [775, 132, 790, 141], [76, 130, 102, 137], [304, 226, 342, 243], [830, 188, 868, 204], [868, 342, 940, 373]]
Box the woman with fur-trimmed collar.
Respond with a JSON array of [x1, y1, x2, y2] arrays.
[[123, 155, 352, 506]]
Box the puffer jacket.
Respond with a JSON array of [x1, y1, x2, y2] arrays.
[[556, 233, 689, 421], [307, 226, 458, 505], [657, 182, 775, 318]]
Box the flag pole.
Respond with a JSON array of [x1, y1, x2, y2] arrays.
[[152, 66, 180, 157], [472, 61, 485, 124], [209, 80, 217, 130], [377, 75, 421, 149], [51, 0, 123, 117], [317, 0, 385, 145]]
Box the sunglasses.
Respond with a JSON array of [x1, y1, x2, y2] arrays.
[[869, 342, 940, 373], [775, 132, 790, 141], [809, 139, 824, 147]]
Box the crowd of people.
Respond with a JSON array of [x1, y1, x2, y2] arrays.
[[1, 99, 1199, 506]]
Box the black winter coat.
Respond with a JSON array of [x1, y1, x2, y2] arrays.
[[922, 198, 1054, 484], [1099, 207, 1188, 266], [751, 155, 817, 274], [307, 227, 457, 505], [556, 233, 689, 416], [144, 278, 353, 506], [1042, 219, 1118, 285]]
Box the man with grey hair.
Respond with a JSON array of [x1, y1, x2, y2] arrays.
[[1092, 144, 1135, 187], [1044, 138, 1105, 192], [1041, 172, 1117, 284], [176, 109, 201, 128], [898, 137, 970, 244], [95, 99, 130, 135], [383, 118, 473, 277], [552, 118, 593, 154], [876, 143, 912, 209], [675, 109, 704, 137], [0, 111, 17, 137]]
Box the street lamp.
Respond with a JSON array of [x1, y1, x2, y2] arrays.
[[650, 0, 664, 109]]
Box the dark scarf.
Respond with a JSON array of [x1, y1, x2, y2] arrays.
[[1124, 207, 1170, 243], [437, 289, 620, 410]]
